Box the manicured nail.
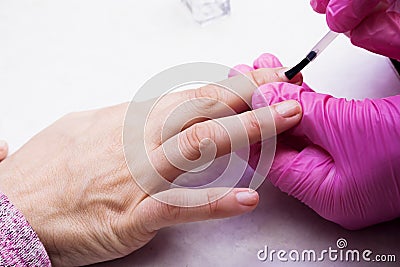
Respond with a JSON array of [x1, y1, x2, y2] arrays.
[[278, 68, 290, 81], [274, 100, 301, 118], [278, 68, 303, 85], [236, 189, 258, 206]]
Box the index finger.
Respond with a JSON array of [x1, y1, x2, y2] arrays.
[[150, 67, 303, 143]]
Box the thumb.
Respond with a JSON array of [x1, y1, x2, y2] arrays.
[[253, 53, 313, 92], [252, 82, 342, 154], [135, 188, 259, 231], [325, 0, 381, 33], [350, 6, 400, 60]]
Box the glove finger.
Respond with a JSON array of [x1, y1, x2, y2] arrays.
[[252, 82, 343, 154], [228, 64, 254, 78], [310, 0, 330, 14], [326, 0, 381, 33], [350, 6, 400, 60], [268, 143, 336, 222], [271, 142, 398, 230], [253, 53, 283, 69]]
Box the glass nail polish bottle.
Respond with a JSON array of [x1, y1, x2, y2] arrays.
[[182, 0, 231, 24]]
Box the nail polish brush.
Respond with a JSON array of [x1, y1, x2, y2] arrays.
[[285, 30, 340, 80]]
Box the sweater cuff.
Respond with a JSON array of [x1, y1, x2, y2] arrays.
[[0, 193, 51, 266]]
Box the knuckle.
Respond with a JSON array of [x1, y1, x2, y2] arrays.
[[182, 123, 215, 159], [251, 69, 283, 87], [249, 70, 267, 87], [195, 85, 220, 101], [272, 70, 281, 81], [205, 190, 220, 217], [191, 85, 224, 112], [159, 192, 188, 220], [244, 111, 262, 134], [192, 122, 215, 140], [164, 204, 182, 221]]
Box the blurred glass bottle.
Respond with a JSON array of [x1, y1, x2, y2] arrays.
[[183, 0, 230, 24]]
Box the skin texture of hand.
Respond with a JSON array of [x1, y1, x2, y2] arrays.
[[244, 53, 400, 230], [0, 67, 302, 266], [0, 140, 8, 162], [231, 54, 308, 171], [310, 0, 400, 60]]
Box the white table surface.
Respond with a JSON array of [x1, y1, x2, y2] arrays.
[[0, 1, 399, 266]]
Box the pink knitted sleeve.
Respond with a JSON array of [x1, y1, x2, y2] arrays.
[[0, 193, 51, 266]]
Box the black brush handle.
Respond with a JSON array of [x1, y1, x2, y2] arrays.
[[285, 51, 317, 80]]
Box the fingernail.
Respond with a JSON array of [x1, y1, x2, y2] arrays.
[[278, 68, 290, 81], [278, 68, 303, 85], [274, 100, 301, 118], [236, 190, 258, 206]]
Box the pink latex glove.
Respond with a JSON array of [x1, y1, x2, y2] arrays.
[[237, 53, 400, 230], [310, 0, 400, 60]]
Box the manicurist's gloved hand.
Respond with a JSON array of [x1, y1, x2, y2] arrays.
[[310, 0, 400, 60], [0, 67, 302, 266], [240, 53, 400, 230]]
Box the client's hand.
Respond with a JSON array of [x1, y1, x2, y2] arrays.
[[0, 140, 8, 162], [0, 67, 302, 266]]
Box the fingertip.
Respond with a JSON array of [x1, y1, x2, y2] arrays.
[[269, 100, 303, 136], [310, 0, 328, 14], [326, 14, 348, 33], [234, 189, 259, 207], [292, 72, 304, 85], [325, 0, 382, 33], [277, 68, 303, 85], [249, 67, 296, 89], [274, 100, 302, 119], [324, 0, 351, 32]]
